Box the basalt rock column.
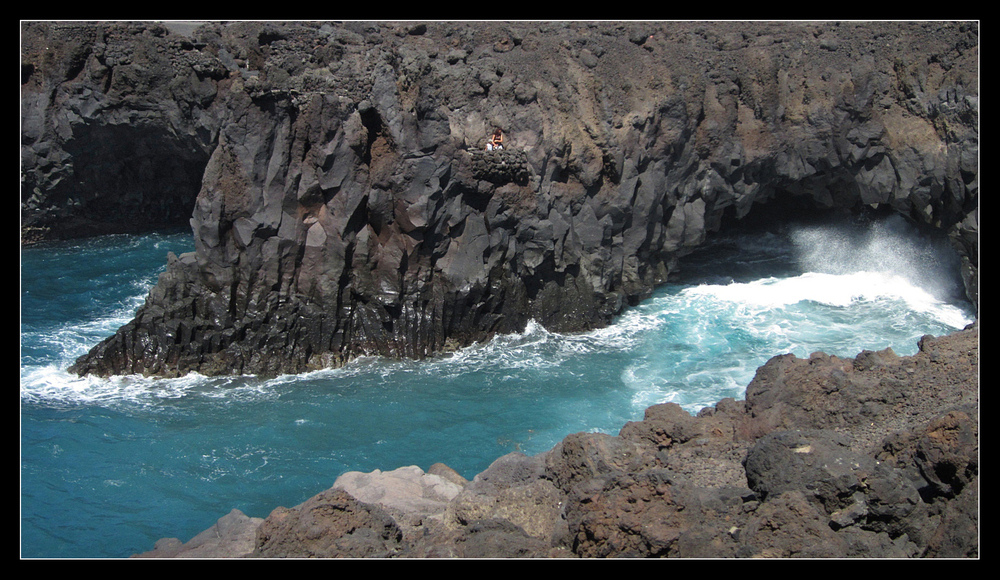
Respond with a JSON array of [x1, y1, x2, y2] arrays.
[[59, 21, 977, 377]]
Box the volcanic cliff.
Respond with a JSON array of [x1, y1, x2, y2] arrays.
[[20, 20, 978, 378], [22, 20, 978, 558]]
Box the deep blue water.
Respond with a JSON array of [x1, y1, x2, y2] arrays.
[[20, 216, 975, 558]]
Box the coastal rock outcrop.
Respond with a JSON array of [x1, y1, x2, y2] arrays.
[[23, 20, 979, 559], [19, 20, 977, 377], [21, 22, 223, 242], [134, 323, 978, 558]]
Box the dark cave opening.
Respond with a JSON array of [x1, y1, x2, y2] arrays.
[[714, 187, 897, 237], [677, 185, 974, 311], [26, 122, 214, 242]]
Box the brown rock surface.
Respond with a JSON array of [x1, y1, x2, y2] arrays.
[[136, 323, 978, 558]]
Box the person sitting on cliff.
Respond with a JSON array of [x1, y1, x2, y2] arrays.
[[485, 128, 504, 151]]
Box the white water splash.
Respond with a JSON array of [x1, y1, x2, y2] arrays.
[[790, 214, 966, 303]]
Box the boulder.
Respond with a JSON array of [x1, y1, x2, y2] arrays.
[[332, 465, 464, 538], [252, 488, 404, 558], [132, 509, 263, 558]]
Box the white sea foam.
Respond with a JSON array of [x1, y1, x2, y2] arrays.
[[22, 215, 974, 412], [790, 214, 966, 302], [684, 270, 970, 328], [610, 215, 975, 415]]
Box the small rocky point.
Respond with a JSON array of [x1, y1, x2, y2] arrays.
[[134, 322, 978, 558]]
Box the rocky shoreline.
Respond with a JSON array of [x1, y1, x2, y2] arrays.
[[134, 322, 978, 558], [21, 20, 978, 558]]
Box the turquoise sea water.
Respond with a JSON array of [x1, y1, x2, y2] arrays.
[[20, 215, 975, 558]]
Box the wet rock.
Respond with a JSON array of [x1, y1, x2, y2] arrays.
[[24, 21, 978, 558]]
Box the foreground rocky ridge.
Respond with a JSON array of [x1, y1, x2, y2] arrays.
[[20, 20, 978, 377], [135, 322, 978, 558]]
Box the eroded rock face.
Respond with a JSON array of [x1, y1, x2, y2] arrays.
[[21, 22, 224, 242], [24, 21, 977, 377]]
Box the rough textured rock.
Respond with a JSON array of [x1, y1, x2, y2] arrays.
[[22, 19, 979, 559], [138, 323, 978, 558], [743, 430, 926, 540], [21, 22, 223, 243], [250, 488, 405, 558], [743, 330, 980, 454], [19, 20, 977, 378], [132, 509, 263, 558], [331, 465, 464, 539]]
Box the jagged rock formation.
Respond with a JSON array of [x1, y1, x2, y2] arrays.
[[22, 21, 978, 377], [134, 323, 979, 558], [23, 21, 979, 559], [20, 22, 224, 242]]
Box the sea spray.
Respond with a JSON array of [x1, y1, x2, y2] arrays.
[[789, 213, 966, 303], [617, 214, 974, 412]]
